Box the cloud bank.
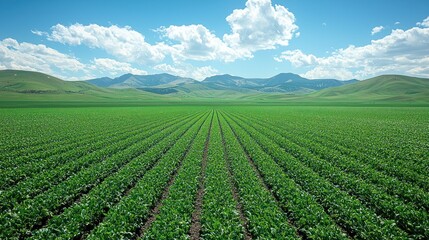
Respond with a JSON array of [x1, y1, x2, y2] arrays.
[[276, 18, 429, 79]]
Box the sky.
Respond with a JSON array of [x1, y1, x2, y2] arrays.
[[0, 0, 428, 81]]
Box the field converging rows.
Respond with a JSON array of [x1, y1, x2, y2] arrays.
[[0, 106, 428, 239]]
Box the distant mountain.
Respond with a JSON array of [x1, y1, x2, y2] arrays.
[[311, 75, 429, 102], [202, 73, 357, 94], [203, 74, 262, 89], [3, 70, 427, 104], [87, 72, 357, 94], [264, 73, 357, 91], [87, 73, 196, 89], [86, 77, 118, 87]]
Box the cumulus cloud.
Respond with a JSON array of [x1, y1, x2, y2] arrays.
[[417, 16, 429, 28], [41, 0, 298, 64], [276, 20, 429, 79], [223, 0, 298, 51], [371, 26, 384, 35], [0, 37, 151, 80], [25, 0, 300, 78], [47, 23, 171, 64], [153, 63, 218, 80], [156, 0, 297, 62], [302, 66, 354, 80], [0, 38, 86, 77], [274, 49, 318, 66], [91, 58, 147, 76], [159, 24, 244, 62], [153, 63, 187, 77]]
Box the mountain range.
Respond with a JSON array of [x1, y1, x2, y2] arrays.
[[1, 69, 428, 104], [87, 73, 358, 95]]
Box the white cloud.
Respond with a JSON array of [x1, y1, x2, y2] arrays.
[[0, 38, 86, 77], [158, 0, 297, 62], [371, 26, 384, 35], [302, 66, 354, 80], [38, 0, 298, 69], [274, 49, 318, 66], [191, 66, 218, 80], [47, 23, 171, 64], [31, 30, 47, 36], [21, 0, 301, 79], [153, 63, 187, 77], [276, 21, 429, 79], [417, 16, 429, 28], [0, 38, 149, 80], [92, 58, 147, 76], [395, 22, 401, 25], [223, 0, 298, 52], [153, 63, 217, 80], [159, 24, 244, 62]]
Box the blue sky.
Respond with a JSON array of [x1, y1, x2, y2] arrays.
[[1, 0, 428, 80]]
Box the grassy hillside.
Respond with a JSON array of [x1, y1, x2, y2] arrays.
[[311, 75, 429, 102], [0, 70, 98, 93], [0, 70, 169, 102], [1, 70, 428, 106]]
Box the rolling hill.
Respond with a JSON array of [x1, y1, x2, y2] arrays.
[[0, 70, 167, 102], [311, 75, 429, 102], [0, 70, 98, 93], [1, 70, 428, 105]]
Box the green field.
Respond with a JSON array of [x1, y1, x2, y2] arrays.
[[1, 105, 428, 239]]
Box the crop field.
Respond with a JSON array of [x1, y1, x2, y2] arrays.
[[0, 106, 428, 239]]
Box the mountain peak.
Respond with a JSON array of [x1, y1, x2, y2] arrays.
[[84, 71, 361, 94], [203, 74, 243, 82], [272, 72, 301, 78], [153, 73, 176, 77]]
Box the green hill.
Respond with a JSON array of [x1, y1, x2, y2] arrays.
[[0, 70, 166, 102], [1, 70, 428, 106], [311, 75, 429, 103], [0, 70, 97, 93]]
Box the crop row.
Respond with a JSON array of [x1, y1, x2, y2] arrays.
[[218, 113, 301, 239], [0, 115, 164, 190], [0, 109, 142, 166], [0, 112, 205, 239], [233, 112, 429, 212], [247, 109, 429, 188], [0, 110, 98, 156], [307, 122, 429, 178], [1, 126, 111, 171], [85, 111, 210, 239], [235, 107, 428, 174], [141, 111, 213, 239], [229, 112, 429, 238], [199, 112, 244, 239], [30, 111, 208, 239], [220, 112, 348, 239], [0, 108, 203, 168], [222, 111, 408, 239], [0, 112, 197, 212]]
